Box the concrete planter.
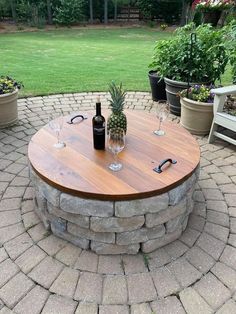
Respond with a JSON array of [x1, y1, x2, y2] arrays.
[[0, 89, 18, 128], [180, 96, 213, 136], [164, 77, 189, 117]]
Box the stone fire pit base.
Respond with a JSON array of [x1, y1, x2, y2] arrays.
[[30, 166, 199, 255]]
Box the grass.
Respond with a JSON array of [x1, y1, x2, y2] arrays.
[[0, 27, 232, 97]]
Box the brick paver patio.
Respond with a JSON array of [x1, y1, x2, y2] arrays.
[[0, 92, 236, 314]]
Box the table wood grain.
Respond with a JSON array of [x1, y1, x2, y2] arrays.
[[28, 110, 200, 200]]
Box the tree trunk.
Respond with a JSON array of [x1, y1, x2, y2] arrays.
[[46, 0, 53, 25], [180, 0, 189, 26], [10, 0, 17, 22], [89, 0, 94, 23], [114, 0, 117, 22], [104, 0, 108, 24]]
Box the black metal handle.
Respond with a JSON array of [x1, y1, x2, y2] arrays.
[[67, 115, 87, 124], [153, 158, 177, 174]]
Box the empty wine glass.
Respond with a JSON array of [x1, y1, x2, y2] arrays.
[[107, 128, 125, 171], [154, 103, 170, 136], [48, 114, 66, 149]]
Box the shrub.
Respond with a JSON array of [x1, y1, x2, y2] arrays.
[[223, 21, 236, 83], [150, 23, 228, 84], [53, 0, 86, 25]]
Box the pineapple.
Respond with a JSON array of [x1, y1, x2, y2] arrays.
[[107, 82, 127, 134]]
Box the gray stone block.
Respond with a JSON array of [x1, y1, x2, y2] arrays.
[[116, 229, 148, 245], [116, 224, 165, 245], [115, 194, 169, 218], [68, 222, 115, 244], [168, 168, 198, 205], [182, 215, 189, 231], [146, 224, 166, 240], [141, 229, 182, 253], [50, 217, 67, 233], [145, 198, 187, 228], [168, 182, 187, 205], [90, 216, 145, 233], [165, 214, 185, 233], [48, 203, 89, 228], [91, 241, 140, 255], [60, 193, 114, 217], [34, 174, 61, 207], [51, 223, 89, 249], [34, 197, 50, 230]]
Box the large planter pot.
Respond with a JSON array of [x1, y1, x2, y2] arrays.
[[164, 77, 189, 116], [148, 71, 166, 102], [0, 89, 18, 128], [202, 10, 222, 27], [180, 96, 213, 136]]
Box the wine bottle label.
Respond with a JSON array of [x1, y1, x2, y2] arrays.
[[94, 127, 105, 134]]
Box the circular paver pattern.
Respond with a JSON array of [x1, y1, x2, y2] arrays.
[[0, 91, 236, 314]]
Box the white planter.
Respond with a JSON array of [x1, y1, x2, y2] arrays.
[[0, 89, 18, 128]]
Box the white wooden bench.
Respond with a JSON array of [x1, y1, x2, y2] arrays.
[[208, 85, 236, 145]]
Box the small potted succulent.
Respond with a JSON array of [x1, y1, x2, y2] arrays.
[[180, 84, 215, 135], [0, 76, 23, 128]]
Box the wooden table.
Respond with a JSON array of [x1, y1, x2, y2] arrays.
[[28, 110, 200, 254], [29, 110, 200, 201]]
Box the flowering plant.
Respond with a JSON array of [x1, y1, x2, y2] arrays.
[[0, 76, 23, 95], [180, 85, 215, 103], [192, 0, 234, 11]]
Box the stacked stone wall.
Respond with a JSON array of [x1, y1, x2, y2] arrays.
[[30, 165, 199, 254]]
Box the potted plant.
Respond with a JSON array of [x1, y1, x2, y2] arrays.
[[148, 70, 166, 102], [149, 23, 228, 116], [180, 84, 214, 135], [0, 76, 23, 128], [192, 0, 234, 26]]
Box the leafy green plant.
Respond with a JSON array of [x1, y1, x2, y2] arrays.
[[223, 21, 236, 83], [180, 84, 215, 102], [142, 253, 150, 267], [53, 0, 86, 26], [0, 76, 23, 95], [150, 23, 228, 84]]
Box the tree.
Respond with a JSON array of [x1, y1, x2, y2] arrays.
[[46, 0, 52, 24], [104, 0, 108, 24], [89, 0, 93, 23], [114, 0, 117, 21], [9, 0, 16, 21], [180, 0, 195, 25]]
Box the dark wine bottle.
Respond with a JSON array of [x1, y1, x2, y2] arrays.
[[92, 97, 105, 150]]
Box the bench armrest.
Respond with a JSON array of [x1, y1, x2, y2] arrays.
[[211, 85, 236, 96]]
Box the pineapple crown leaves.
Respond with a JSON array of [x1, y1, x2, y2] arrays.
[[108, 81, 127, 114]]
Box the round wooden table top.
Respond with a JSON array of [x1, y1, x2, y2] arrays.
[[28, 110, 200, 201]]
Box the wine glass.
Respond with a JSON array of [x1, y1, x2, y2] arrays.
[[154, 103, 170, 136], [48, 114, 66, 149], [107, 128, 125, 171]]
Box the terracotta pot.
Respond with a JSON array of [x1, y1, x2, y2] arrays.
[[180, 97, 213, 135], [0, 89, 18, 128]]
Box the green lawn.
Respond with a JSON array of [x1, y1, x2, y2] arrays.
[[0, 27, 232, 97]]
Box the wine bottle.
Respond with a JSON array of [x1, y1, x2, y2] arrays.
[[92, 97, 105, 150]]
